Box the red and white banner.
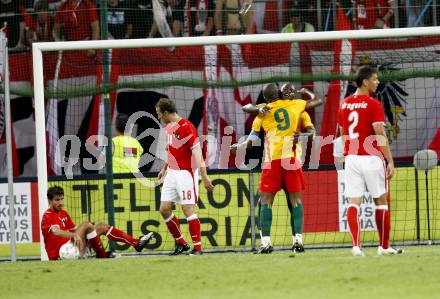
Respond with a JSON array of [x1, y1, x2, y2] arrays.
[[3, 36, 440, 176], [0, 25, 21, 177]]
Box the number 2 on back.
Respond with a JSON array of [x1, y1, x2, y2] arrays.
[[348, 111, 359, 139]]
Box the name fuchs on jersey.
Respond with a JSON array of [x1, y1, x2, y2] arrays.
[[341, 101, 368, 111]]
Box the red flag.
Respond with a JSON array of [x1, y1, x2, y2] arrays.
[[429, 128, 440, 158], [0, 25, 20, 176], [0, 108, 20, 176], [19, 4, 35, 30], [203, 44, 252, 168]]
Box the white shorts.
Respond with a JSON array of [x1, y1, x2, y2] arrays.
[[344, 155, 387, 198], [161, 169, 199, 205]]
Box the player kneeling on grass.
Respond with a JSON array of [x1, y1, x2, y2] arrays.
[[155, 98, 214, 256], [42, 186, 154, 260]]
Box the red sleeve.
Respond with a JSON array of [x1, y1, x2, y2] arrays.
[[370, 100, 385, 124], [65, 212, 76, 230], [41, 212, 56, 233], [86, 0, 99, 22], [180, 122, 199, 148]]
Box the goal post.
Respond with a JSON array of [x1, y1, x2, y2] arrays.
[[32, 27, 440, 260]]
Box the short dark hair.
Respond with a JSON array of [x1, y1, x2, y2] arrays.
[[155, 98, 177, 113], [263, 83, 280, 102], [47, 186, 64, 200], [115, 113, 129, 133], [355, 65, 378, 88]]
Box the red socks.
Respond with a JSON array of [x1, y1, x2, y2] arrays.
[[164, 214, 202, 250], [86, 230, 107, 258], [347, 204, 360, 247], [105, 226, 137, 247], [375, 205, 390, 249], [187, 214, 202, 251], [165, 214, 187, 245]]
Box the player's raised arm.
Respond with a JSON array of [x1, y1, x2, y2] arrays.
[[242, 104, 271, 116], [299, 88, 323, 109]]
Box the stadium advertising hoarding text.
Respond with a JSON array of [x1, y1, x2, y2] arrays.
[[4, 166, 434, 248], [0, 183, 36, 243]]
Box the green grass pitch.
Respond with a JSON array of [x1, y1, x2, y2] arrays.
[[1, 246, 439, 299]]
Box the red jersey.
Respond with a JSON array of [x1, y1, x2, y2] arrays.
[[41, 209, 76, 260], [165, 118, 199, 172], [355, 0, 390, 29], [337, 94, 385, 156], [54, 0, 98, 41]]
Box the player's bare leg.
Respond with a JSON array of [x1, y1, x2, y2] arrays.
[[160, 202, 190, 255], [72, 222, 93, 257], [374, 194, 404, 255], [182, 204, 203, 255], [75, 221, 107, 258], [288, 192, 304, 253], [347, 198, 364, 256], [256, 192, 275, 254]]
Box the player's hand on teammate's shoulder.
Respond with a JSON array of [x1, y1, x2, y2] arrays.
[[202, 175, 214, 192], [258, 105, 271, 115]]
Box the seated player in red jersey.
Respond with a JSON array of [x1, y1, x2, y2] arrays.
[[41, 186, 153, 260]]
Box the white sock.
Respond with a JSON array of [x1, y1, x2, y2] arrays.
[[261, 236, 271, 246], [295, 234, 303, 244]]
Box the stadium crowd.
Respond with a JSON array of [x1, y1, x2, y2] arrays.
[[1, 0, 439, 49]]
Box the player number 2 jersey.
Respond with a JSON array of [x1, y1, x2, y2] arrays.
[[337, 94, 385, 156]]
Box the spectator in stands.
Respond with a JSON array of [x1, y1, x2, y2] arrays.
[[352, 0, 397, 29], [186, 0, 214, 36], [52, 0, 100, 56], [281, 4, 315, 33], [0, 0, 26, 48], [107, 0, 133, 39], [214, 0, 254, 35], [149, 0, 184, 37], [406, 0, 425, 27], [129, 0, 154, 39], [28, 0, 54, 43], [19, 0, 34, 9]]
